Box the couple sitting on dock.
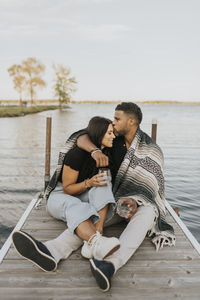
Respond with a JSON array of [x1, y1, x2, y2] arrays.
[[12, 102, 175, 292]]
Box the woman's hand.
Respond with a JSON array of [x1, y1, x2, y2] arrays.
[[87, 173, 107, 187]]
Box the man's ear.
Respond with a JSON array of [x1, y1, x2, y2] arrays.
[[128, 118, 136, 126]]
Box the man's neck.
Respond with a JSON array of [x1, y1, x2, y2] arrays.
[[124, 127, 138, 149]]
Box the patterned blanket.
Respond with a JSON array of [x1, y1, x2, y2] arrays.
[[113, 128, 175, 250], [44, 128, 175, 251]]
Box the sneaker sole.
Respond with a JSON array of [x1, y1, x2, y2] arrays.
[[12, 231, 57, 272], [90, 259, 110, 292]]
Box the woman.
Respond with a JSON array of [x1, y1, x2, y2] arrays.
[[47, 116, 120, 260]]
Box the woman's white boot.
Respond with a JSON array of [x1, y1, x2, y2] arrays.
[[81, 231, 120, 260]]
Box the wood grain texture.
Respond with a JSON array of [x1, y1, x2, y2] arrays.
[[1, 203, 200, 299]]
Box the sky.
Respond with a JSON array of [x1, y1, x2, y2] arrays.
[[0, 0, 200, 101]]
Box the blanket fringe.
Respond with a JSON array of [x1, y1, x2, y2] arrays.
[[151, 234, 176, 251]]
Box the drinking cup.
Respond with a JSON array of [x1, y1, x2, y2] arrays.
[[116, 200, 130, 217]]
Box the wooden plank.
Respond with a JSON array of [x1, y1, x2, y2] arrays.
[[1, 259, 200, 276], [4, 245, 199, 261], [166, 201, 200, 255], [27, 212, 177, 224], [0, 269, 200, 289], [0, 196, 39, 264], [1, 200, 200, 300], [1, 287, 200, 300], [7, 236, 196, 254], [1, 257, 200, 269], [8, 234, 193, 250]]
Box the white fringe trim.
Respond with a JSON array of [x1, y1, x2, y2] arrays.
[[151, 233, 176, 251], [127, 196, 176, 251]]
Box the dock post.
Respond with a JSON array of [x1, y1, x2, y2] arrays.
[[44, 117, 52, 190], [151, 119, 157, 142], [151, 119, 180, 216]]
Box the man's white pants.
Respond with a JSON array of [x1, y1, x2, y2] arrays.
[[44, 205, 155, 272]]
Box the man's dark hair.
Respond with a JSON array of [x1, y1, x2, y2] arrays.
[[115, 102, 143, 125], [87, 116, 112, 148]]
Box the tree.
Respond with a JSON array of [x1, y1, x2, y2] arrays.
[[21, 57, 46, 105], [53, 64, 77, 108], [8, 64, 26, 107]]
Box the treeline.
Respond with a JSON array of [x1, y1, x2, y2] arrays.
[[8, 57, 77, 108]]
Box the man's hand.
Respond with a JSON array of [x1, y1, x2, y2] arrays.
[[118, 198, 137, 219], [92, 151, 109, 167], [77, 134, 109, 167]]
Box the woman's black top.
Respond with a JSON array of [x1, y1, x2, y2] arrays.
[[59, 136, 127, 184], [60, 146, 98, 183]]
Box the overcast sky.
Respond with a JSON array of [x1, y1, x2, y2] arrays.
[[0, 0, 200, 101]]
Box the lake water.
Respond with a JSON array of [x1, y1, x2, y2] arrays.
[[0, 103, 200, 248]]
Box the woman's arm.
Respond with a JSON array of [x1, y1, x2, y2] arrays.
[[62, 165, 107, 195], [62, 165, 88, 195], [77, 134, 109, 167]]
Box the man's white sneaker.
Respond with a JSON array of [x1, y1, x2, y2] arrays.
[[81, 231, 120, 260]]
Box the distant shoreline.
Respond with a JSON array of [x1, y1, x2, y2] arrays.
[[1, 99, 200, 105], [71, 100, 200, 105]]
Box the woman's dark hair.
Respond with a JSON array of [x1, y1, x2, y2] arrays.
[[86, 116, 112, 148]]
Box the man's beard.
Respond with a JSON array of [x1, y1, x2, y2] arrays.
[[113, 128, 119, 136], [113, 127, 127, 137]]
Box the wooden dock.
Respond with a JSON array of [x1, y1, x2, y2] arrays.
[[0, 196, 200, 300]]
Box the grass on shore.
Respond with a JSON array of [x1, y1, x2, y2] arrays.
[[71, 100, 200, 104], [0, 105, 58, 118]]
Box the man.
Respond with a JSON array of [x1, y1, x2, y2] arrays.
[[76, 102, 175, 291], [12, 102, 175, 291]]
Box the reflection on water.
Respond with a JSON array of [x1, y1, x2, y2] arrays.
[[0, 104, 200, 247]]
